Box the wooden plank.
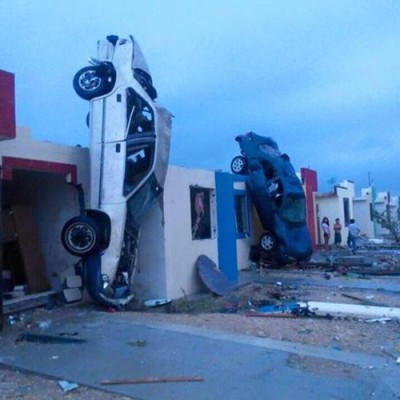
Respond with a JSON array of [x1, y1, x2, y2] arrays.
[[11, 206, 50, 293], [3, 290, 55, 314], [101, 376, 204, 385]]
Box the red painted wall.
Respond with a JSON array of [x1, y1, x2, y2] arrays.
[[301, 168, 318, 249], [0, 70, 16, 140], [2, 156, 77, 184]]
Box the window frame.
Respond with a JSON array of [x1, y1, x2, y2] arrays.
[[234, 190, 250, 239]]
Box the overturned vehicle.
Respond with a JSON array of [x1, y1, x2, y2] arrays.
[[61, 35, 172, 307], [231, 132, 312, 264]]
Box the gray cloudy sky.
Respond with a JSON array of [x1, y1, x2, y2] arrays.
[[1, 0, 400, 194]]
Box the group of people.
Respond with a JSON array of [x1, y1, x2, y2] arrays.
[[321, 217, 360, 253]]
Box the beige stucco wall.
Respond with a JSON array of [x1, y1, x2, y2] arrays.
[[163, 166, 218, 299]]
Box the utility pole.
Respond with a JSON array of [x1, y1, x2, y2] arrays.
[[368, 172, 378, 238]]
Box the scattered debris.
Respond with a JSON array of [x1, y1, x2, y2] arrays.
[[62, 288, 83, 303], [127, 339, 147, 347], [101, 376, 204, 385], [341, 293, 381, 306], [59, 332, 79, 337], [365, 318, 392, 324], [196, 255, 234, 296], [58, 380, 79, 393], [245, 312, 296, 318], [144, 299, 171, 307], [17, 333, 87, 344], [335, 256, 366, 266], [38, 320, 52, 329], [3, 291, 56, 315], [257, 303, 302, 314]]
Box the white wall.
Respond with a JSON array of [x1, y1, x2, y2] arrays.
[[163, 166, 218, 299], [353, 198, 374, 238]]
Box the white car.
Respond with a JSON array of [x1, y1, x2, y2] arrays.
[[61, 35, 172, 307]]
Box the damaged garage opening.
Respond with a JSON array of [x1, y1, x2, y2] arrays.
[[1, 158, 80, 314]]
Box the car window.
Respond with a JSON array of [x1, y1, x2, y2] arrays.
[[281, 195, 306, 223], [126, 88, 154, 136], [259, 144, 280, 158], [124, 142, 154, 196], [123, 88, 156, 196]]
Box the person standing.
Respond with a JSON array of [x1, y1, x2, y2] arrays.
[[321, 217, 330, 251], [333, 218, 342, 247], [348, 219, 360, 254]]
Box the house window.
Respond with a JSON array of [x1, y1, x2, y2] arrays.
[[234, 194, 249, 236], [343, 198, 350, 226], [190, 187, 212, 240]]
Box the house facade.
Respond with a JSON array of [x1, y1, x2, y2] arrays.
[[316, 181, 400, 245], [315, 180, 355, 246], [134, 166, 253, 300]]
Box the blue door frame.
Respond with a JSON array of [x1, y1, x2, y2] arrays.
[[215, 172, 248, 282]]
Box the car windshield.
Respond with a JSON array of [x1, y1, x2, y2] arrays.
[[281, 195, 306, 223]]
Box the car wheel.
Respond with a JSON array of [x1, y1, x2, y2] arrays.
[[73, 64, 116, 100], [260, 232, 276, 252], [231, 156, 247, 174], [61, 216, 101, 257]]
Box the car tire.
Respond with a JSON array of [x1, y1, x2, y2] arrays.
[[61, 216, 101, 257], [73, 64, 116, 100], [260, 232, 276, 252], [231, 156, 247, 174]]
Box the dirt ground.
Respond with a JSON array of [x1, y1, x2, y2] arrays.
[[2, 248, 400, 399]]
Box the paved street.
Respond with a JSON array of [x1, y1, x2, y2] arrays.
[[0, 308, 399, 400]]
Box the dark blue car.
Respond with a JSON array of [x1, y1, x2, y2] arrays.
[[231, 132, 312, 264]]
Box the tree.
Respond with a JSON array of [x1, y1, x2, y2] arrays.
[[372, 208, 400, 242]]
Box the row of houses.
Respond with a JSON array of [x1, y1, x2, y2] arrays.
[[0, 69, 398, 309], [313, 179, 399, 246]]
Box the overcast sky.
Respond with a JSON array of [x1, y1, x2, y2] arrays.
[[1, 0, 399, 195]]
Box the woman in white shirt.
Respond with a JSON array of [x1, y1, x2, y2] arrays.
[[321, 217, 330, 251]]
